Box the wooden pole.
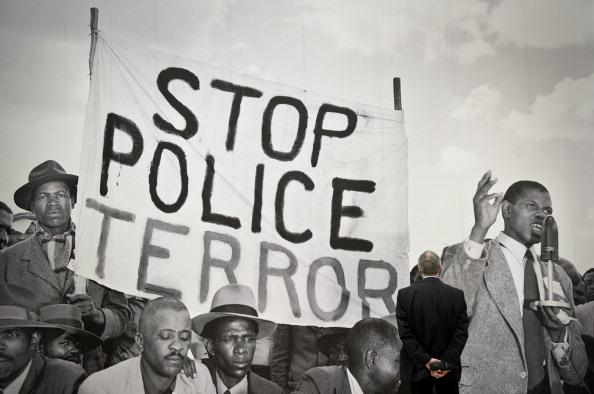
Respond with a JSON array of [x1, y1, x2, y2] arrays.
[[89, 7, 99, 77], [393, 77, 402, 111]]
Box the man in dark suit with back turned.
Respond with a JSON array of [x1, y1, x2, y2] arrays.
[[396, 251, 469, 394]]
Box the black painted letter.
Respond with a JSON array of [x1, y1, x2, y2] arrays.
[[330, 178, 375, 252], [100, 113, 144, 196], [153, 67, 200, 139], [275, 171, 314, 243], [311, 103, 357, 167], [201, 154, 241, 229], [307, 257, 350, 321], [262, 96, 308, 161], [200, 231, 240, 302], [357, 259, 397, 318], [149, 141, 188, 213]]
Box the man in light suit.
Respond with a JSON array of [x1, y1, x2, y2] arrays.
[[396, 251, 469, 393], [441, 171, 587, 393], [79, 296, 216, 394]]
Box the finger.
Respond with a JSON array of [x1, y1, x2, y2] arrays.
[[477, 171, 492, 189], [67, 294, 91, 302], [492, 193, 504, 210], [479, 192, 502, 204]]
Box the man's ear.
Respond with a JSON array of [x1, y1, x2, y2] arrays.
[[29, 330, 41, 351], [204, 338, 216, 357], [364, 348, 377, 369], [135, 332, 144, 353], [501, 200, 511, 219]]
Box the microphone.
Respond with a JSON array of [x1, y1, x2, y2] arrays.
[[540, 215, 559, 262]]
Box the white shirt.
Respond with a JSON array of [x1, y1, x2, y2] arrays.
[[215, 371, 248, 394], [464, 231, 538, 314], [4, 359, 32, 394], [346, 368, 364, 394]]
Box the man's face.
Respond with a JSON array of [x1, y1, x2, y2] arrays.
[[137, 308, 191, 378], [327, 341, 349, 367], [503, 189, 552, 247], [0, 328, 38, 387], [31, 181, 72, 236], [206, 317, 257, 388], [43, 333, 82, 364], [370, 342, 401, 392]]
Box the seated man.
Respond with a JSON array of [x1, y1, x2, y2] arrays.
[[39, 303, 103, 365], [295, 318, 402, 394], [192, 284, 283, 393], [0, 283, 87, 393], [79, 297, 215, 394]]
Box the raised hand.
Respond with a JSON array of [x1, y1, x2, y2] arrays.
[[470, 170, 503, 243]]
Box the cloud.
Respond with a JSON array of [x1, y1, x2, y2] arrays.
[[451, 84, 503, 121], [500, 73, 594, 141], [301, 0, 593, 64], [491, 0, 594, 49], [434, 145, 478, 174]]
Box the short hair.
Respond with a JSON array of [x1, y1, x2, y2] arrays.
[[201, 316, 259, 340], [138, 297, 188, 335], [345, 317, 400, 367], [584, 268, 594, 302], [0, 201, 12, 215], [503, 180, 549, 203], [417, 250, 441, 276]]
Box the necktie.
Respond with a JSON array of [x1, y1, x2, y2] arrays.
[[523, 250, 548, 393], [224, 391, 231, 394]]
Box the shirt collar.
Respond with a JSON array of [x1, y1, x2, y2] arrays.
[[216, 370, 248, 394], [4, 359, 32, 394], [496, 232, 537, 262], [346, 367, 364, 394]]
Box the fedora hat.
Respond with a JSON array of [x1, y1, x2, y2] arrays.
[[14, 160, 78, 211], [192, 284, 277, 339], [0, 283, 64, 339], [39, 304, 103, 352]]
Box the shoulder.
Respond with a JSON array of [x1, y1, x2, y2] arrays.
[[81, 357, 135, 390], [302, 365, 344, 381], [34, 355, 87, 391], [43, 355, 86, 379], [178, 361, 216, 393], [249, 371, 283, 393], [0, 236, 32, 261]]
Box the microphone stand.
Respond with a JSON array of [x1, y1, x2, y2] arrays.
[[532, 215, 570, 309]]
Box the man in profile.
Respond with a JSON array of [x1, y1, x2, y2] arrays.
[[80, 296, 215, 394], [193, 284, 283, 393], [295, 317, 402, 394], [396, 251, 469, 393]]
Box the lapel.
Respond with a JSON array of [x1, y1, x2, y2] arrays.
[[341, 367, 353, 394], [22, 237, 62, 292], [128, 356, 145, 393], [20, 353, 45, 393], [483, 242, 525, 355]]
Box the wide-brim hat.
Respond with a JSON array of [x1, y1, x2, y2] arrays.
[[192, 284, 277, 339], [39, 304, 103, 352], [0, 283, 64, 339], [14, 160, 78, 211], [317, 328, 348, 356]]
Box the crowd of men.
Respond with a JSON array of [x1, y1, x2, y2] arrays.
[[0, 160, 592, 394]]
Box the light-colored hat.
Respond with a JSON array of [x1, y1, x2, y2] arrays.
[[14, 160, 78, 210], [192, 284, 277, 339], [39, 304, 103, 352]]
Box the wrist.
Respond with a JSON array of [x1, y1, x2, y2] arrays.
[[470, 225, 489, 244]]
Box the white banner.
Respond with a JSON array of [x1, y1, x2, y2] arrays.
[[76, 33, 409, 326]]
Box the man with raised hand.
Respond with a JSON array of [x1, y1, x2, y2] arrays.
[[441, 171, 587, 393], [80, 296, 215, 393]]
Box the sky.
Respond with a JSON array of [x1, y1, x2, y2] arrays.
[[1, 0, 593, 274]]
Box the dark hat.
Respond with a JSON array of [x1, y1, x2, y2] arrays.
[[39, 304, 103, 352], [191, 284, 277, 339], [14, 160, 78, 211], [0, 283, 64, 337], [317, 328, 348, 357]]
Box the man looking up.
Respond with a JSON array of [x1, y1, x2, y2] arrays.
[[295, 317, 402, 394], [80, 296, 215, 393], [442, 171, 587, 393], [193, 284, 283, 394]]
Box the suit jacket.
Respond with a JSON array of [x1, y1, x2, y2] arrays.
[[441, 240, 588, 394], [204, 358, 284, 394], [0, 236, 130, 340], [396, 277, 469, 383], [78, 356, 216, 394], [293, 366, 352, 394], [18, 353, 87, 394]]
